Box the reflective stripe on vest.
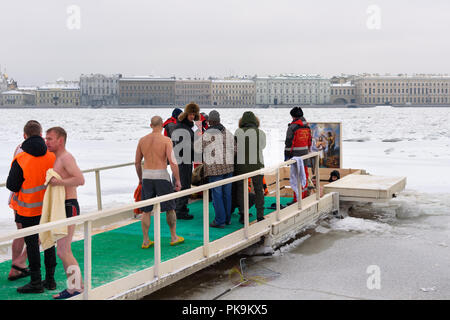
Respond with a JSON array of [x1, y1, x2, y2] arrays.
[[286, 146, 308, 151], [12, 194, 43, 208], [20, 184, 47, 194]]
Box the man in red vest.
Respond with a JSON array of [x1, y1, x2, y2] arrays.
[[7, 121, 57, 294], [284, 107, 312, 202]]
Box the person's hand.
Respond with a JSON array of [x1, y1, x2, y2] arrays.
[[174, 180, 182, 192], [49, 177, 64, 186]]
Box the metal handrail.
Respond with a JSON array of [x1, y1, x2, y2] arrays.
[[1, 152, 320, 299]]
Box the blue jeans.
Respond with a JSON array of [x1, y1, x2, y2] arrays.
[[208, 172, 233, 226]]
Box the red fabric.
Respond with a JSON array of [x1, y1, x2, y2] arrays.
[[291, 119, 312, 151], [200, 114, 208, 132], [134, 183, 143, 214], [292, 165, 309, 202], [302, 166, 309, 199], [163, 117, 177, 137]]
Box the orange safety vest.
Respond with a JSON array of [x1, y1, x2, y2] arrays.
[[10, 151, 56, 217]]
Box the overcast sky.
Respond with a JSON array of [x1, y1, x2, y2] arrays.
[[1, 0, 449, 86]]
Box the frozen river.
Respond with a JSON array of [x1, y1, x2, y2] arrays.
[[1, 106, 450, 299]]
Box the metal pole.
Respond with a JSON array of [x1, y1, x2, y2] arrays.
[[298, 163, 303, 210], [243, 178, 249, 239], [315, 154, 320, 200], [95, 170, 102, 211], [203, 189, 210, 258], [83, 220, 92, 300], [276, 167, 281, 221], [153, 203, 161, 279]]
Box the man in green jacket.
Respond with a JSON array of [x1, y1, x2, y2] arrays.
[[234, 111, 266, 223]]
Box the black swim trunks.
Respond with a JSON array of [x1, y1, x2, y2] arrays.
[[140, 169, 176, 213], [65, 199, 80, 218]]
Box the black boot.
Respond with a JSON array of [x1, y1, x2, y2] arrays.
[[42, 266, 57, 290], [17, 271, 44, 294]]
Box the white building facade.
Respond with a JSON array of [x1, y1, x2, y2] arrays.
[[255, 75, 331, 106], [80, 74, 121, 106]]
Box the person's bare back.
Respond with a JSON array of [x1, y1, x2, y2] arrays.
[[138, 133, 173, 170]]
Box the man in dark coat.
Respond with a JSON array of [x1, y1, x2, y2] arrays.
[[171, 102, 201, 220], [234, 111, 266, 223]]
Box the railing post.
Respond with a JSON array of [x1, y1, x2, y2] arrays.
[[83, 220, 92, 300], [203, 189, 210, 258], [95, 170, 102, 211], [276, 168, 281, 221], [153, 203, 161, 279], [244, 178, 249, 239], [315, 154, 320, 200], [297, 163, 303, 210]]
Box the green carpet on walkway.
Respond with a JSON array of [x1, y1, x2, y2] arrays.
[[0, 196, 291, 300]]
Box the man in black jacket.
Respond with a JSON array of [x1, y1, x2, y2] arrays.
[[171, 102, 201, 220], [7, 120, 57, 294]]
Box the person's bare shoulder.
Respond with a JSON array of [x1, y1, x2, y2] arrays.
[[139, 133, 152, 143], [162, 135, 172, 144], [60, 150, 77, 165]]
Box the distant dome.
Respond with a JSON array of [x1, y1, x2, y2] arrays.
[[56, 77, 65, 82]]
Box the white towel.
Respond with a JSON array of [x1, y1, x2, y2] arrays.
[[289, 156, 307, 200], [39, 169, 68, 250]]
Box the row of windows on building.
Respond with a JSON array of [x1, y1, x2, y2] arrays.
[[362, 82, 450, 87], [37, 99, 79, 104], [121, 93, 174, 97], [259, 97, 320, 103], [365, 88, 449, 94], [38, 92, 79, 97], [364, 97, 449, 104], [213, 90, 253, 94], [120, 86, 173, 91], [258, 89, 328, 94], [331, 89, 355, 95], [212, 84, 254, 89], [215, 96, 254, 100], [176, 85, 210, 89], [256, 82, 327, 86], [83, 88, 117, 94]]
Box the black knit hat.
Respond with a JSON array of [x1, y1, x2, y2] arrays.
[[328, 170, 340, 182], [290, 106, 303, 118]]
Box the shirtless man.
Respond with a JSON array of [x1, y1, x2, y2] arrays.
[[135, 116, 184, 248], [45, 127, 85, 299]]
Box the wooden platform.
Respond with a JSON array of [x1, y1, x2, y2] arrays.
[[323, 174, 407, 202]]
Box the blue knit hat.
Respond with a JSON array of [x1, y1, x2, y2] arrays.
[[172, 108, 182, 118]]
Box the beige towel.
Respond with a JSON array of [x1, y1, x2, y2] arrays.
[[39, 169, 68, 250]]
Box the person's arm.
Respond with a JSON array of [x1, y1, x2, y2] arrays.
[[6, 160, 24, 192], [50, 154, 85, 187], [285, 124, 294, 150], [308, 129, 312, 152], [135, 140, 143, 183], [166, 141, 181, 191]]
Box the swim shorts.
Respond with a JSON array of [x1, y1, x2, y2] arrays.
[[65, 199, 80, 218], [141, 169, 176, 213]]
